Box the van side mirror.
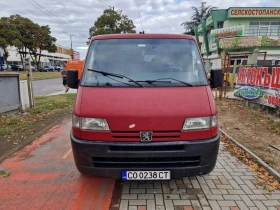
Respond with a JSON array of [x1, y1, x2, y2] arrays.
[[210, 69, 223, 88], [67, 69, 80, 89]]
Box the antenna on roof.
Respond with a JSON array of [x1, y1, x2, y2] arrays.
[[138, 12, 145, 34]]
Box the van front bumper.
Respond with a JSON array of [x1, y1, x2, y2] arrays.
[[70, 132, 220, 179]]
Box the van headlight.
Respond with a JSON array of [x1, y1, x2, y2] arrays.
[[182, 115, 217, 130], [72, 115, 110, 131]]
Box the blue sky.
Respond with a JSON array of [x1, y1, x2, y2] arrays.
[[0, 0, 279, 59]]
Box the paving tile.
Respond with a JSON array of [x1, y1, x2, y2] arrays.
[[240, 195, 255, 207], [252, 201, 268, 210], [120, 200, 129, 210], [200, 184, 212, 195], [154, 182, 162, 189], [169, 180, 178, 189], [122, 194, 138, 200], [236, 201, 249, 210], [262, 200, 280, 206], [131, 189, 146, 194], [209, 201, 222, 210], [162, 183, 171, 194], [173, 200, 191, 206], [223, 195, 242, 201], [197, 194, 209, 207], [147, 200, 156, 210], [138, 194, 155, 200], [130, 200, 146, 205], [164, 194, 180, 200], [170, 189, 187, 194], [155, 194, 164, 206], [217, 201, 236, 207], [129, 206, 138, 210], [191, 180, 201, 189], [138, 206, 147, 210], [183, 206, 194, 210], [248, 195, 267, 200], [205, 194, 224, 200], [176, 180, 184, 185], [191, 200, 202, 209], [147, 189, 163, 194], [227, 190, 245, 195], [180, 194, 198, 200], [164, 200, 174, 210], [156, 206, 165, 210]]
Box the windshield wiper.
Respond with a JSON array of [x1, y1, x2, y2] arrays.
[[87, 69, 144, 88], [131, 78, 194, 87]]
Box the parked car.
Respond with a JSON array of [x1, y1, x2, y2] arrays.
[[68, 33, 223, 179], [31, 66, 36, 71], [11, 64, 24, 71], [55, 65, 63, 71], [41, 65, 54, 72], [1, 64, 7, 70]]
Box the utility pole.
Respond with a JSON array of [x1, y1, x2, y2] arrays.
[[70, 34, 74, 60]]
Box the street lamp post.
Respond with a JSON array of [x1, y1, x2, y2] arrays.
[[70, 34, 74, 60]]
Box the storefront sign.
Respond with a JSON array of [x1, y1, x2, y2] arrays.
[[211, 25, 244, 39], [234, 67, 280, 108], [234, 86, 263, 99], [219, 36, 280, 49], [229, 8, 280, 18]]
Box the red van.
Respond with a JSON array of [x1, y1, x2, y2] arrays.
[[67, 34, 222, 180]]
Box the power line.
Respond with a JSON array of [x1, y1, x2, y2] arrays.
[[25, 0, 79, 34], [185, 0, 195, 7]]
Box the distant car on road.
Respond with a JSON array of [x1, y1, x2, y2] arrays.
[[1, 64, 7, 70], [41, 65, 54, 72], [55, 65, 63, 71]]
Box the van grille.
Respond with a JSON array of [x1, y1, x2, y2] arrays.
[[109, 145, 185, 151], [92, 156, 200, 168], [111, 130, 181, 140]]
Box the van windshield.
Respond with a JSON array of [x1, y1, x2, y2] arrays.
[[82, 38, 208, 87]]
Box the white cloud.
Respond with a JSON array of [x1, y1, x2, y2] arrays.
[[0, 0, 277, 59]]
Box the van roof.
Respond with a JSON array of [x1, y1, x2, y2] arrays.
[[91, 34, 195, 42]]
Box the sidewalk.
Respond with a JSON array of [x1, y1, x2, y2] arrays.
[[47, 88, 77, 96], [118, 142, 280, 210]]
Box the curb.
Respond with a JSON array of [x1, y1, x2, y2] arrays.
[[220, 128, 280, 182]]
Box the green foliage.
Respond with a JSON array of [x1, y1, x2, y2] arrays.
[[261, 36, 272, 46], [87, 9, 136, 44], [29, 25, 57, 70], [181, 2, 217, 35], [1, 15, 56, 68], [0, 17, 23, 64]]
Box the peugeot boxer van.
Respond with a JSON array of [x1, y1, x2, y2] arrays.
[[68, 34, 222, 180]]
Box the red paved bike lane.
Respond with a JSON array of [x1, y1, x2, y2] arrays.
[[0, 119, 115, 210]]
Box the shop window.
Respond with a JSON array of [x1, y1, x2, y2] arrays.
[[217, 22, 224, 29]]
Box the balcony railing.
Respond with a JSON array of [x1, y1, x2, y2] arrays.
[[243, 29, 280, 36]]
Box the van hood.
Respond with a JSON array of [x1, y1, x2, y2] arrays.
[[77, 86, 212, 131]]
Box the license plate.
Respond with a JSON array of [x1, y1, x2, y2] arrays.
[[122, 171, 170, 180]]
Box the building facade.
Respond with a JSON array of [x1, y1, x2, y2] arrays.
[[195, 7, 280, 70], [5, 44, 80, 67]]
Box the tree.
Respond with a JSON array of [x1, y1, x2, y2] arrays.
[[29, 25, 57, 70], [0, 17, 22, 66], [5, 15, 56, 69], [87, 8, 136, 44], [181, 2, 217, 35], [6, 15, 40, 66]]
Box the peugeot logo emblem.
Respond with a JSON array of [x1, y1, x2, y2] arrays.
[[140, 131, 153, 142]]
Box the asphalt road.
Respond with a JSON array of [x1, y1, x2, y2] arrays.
[[33, 78, 65, 96]]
